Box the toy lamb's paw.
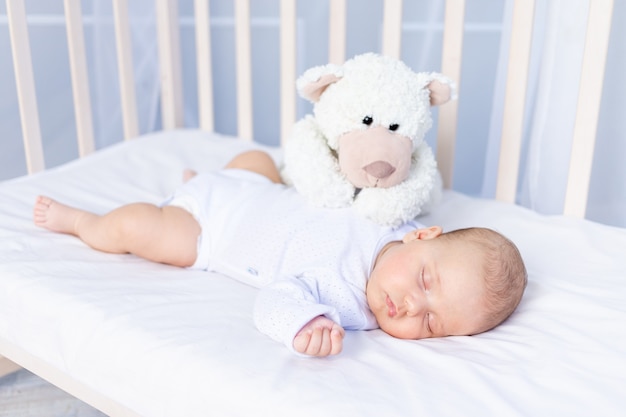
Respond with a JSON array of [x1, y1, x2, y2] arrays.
[[281, 116, 355, 208], [417, 172, 443, 215], [353, 185, 428, 227], [314, 181, 357, 208]]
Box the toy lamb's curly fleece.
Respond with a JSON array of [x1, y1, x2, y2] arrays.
[[281, 53, 456, 226]]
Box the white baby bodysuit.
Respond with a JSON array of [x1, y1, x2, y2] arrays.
[[165, 169, 420, 352]]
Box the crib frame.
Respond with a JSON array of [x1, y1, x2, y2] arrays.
[[0, 0, 615, 415]]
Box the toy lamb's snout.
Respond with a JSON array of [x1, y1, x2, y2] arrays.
[[363, 161, 395, 180], [337, 126, 413, 189]]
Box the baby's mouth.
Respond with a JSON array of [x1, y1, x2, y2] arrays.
[[386, 295, 397, 317]]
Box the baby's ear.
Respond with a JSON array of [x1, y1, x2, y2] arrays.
[[402, 226, 443, 243]]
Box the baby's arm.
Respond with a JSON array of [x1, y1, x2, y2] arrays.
[[253, 277, 345, 357]]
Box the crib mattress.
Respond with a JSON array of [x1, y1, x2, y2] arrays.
[[1, 130, 625, 416]]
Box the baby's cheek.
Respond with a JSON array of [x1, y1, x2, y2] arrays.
[[380, 319, 420, 340]]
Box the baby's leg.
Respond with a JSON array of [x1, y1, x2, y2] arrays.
[[225, 150, 283, 184], [183, 169, 197, 182], [34, 196, 200, 267]]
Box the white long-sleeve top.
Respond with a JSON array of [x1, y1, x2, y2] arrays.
[[165, 169, 419, 352]]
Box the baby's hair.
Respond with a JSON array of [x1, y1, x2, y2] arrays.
[[440, 227, 527, 334]]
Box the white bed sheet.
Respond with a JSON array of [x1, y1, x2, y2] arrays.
[[0, 130, 625, 417]]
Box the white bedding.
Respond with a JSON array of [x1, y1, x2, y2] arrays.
[[1, 130, 625, 417]]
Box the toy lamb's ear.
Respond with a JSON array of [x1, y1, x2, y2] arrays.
[[428, 80, 453, 106], [296, 63, 344, 103], [420, 73, 457, 106]]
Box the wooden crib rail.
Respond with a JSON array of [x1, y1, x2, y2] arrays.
[[194, 0, 214, 132], [63, 0, 95, 157], [0, 354, 21, 378], [495, 0, 535, 205], [436, 0, 465, 190], [279, 0, 296, 145], [4, 0, 614, 218], [0, 335, 142, 417], [112, 0, 140, 139], [493, 0, 613, 217], [563, 0, 614, 218], [328, 0, 346, 65], [5, 0, 44, 174], [155, 0, 184, 130]]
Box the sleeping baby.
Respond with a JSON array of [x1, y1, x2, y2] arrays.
[[33, 150, 527, 357]]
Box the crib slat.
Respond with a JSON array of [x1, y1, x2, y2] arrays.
[[564, 0, 614, 218], [436, 0, 465, 189], [63, 0, 95, 156], [6, 0, 45, 174], [495, 0, 535, 203], [328, 0, 346, 64], [234, 0, 253, 140], [155, 0, 184, 130], [194, 0, 214, 132], [280, 0, 297, 145], [112, 0, 140, 140], [382, 0, 403, 58]]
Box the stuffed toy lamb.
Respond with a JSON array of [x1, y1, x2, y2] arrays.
[[281, 53, 455, 226]]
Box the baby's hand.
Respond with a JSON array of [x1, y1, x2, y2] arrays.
[[293, 316, 345, 357]]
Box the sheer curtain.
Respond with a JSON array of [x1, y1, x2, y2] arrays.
[[484, 0, 626, 227], [1, 0, 623, 226]]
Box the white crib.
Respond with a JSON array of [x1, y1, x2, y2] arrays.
[[1, 1, 624, 416]]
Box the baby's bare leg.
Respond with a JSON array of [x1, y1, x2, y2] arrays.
[[34, 196, 200, 267], [183, 169, 197, 182], [225, 150, 283, 184]]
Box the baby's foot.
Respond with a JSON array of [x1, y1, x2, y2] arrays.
[[183, 169, 197, 182], [33, 196, 84, 235]]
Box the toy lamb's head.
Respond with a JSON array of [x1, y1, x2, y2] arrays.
[[282, 53, 455, 226], [297, 52, 455, 190]]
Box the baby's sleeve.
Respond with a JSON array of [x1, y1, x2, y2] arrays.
[[253, 275, 341, 353]]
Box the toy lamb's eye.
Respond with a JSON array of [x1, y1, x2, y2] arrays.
[[389, 123, 399, 131], [362, 116, 373, 126]]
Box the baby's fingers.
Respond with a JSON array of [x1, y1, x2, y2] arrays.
[[329, 326, 344, 355], [293, 330, 314, 354], [306, 327, 326, 355], [308, 326, 343, 357], [315, 326, 333, 356], [305, 326, 334, 356], [293, 327, 326, 355]]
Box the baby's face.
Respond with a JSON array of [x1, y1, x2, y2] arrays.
[[366, 227, 488, 339]]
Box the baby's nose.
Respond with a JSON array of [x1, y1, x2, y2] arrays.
[[405, 294, 425, 317]]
